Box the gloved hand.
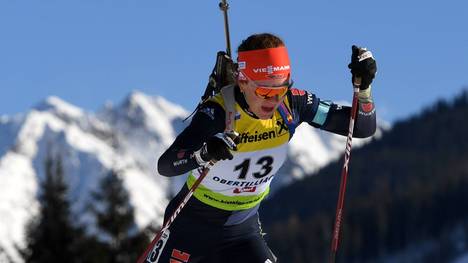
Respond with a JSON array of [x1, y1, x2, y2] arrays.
[[348, 45, 377, 90], [195, 131, 239, 164]]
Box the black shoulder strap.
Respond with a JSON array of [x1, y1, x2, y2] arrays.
[[220, 84, 236, 133]]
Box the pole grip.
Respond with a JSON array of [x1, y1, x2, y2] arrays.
[[353, 76, 362, 88]]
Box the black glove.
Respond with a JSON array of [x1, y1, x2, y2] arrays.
[[198, 132, 239, 163], [348, 45, 377, 90]]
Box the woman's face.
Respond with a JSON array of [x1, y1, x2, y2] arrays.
[[238, 77, 289, 119]]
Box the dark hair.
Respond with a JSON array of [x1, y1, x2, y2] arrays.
[[237, 33, 285, 52]]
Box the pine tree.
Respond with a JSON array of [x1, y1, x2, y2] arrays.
[[89, 169, 149, 263], [23, 154, 84, 263]]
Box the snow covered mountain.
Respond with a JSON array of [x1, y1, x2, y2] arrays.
[[0, 91, 385, 262]]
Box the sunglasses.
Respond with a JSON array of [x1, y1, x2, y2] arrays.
[[240, 71, 294, 99]]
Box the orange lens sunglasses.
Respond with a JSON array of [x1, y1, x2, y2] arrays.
[[241, 71, 294, 99]]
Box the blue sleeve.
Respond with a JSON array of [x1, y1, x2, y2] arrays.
[[286, 88, 321, 128], [287, 88, 376, 138]]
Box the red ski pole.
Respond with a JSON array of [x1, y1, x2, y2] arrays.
[[136, 162, 214, 263], [329, 77, 361, 263]]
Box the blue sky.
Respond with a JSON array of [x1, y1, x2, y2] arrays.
[[1, 0, 467, 123]]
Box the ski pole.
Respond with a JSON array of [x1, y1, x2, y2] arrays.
[[329, 77, 361, 263], [219, 0, 232, 57], [136, 162, 215, 263]]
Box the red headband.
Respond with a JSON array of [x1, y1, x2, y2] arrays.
[[237, 46, 291, 81]]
